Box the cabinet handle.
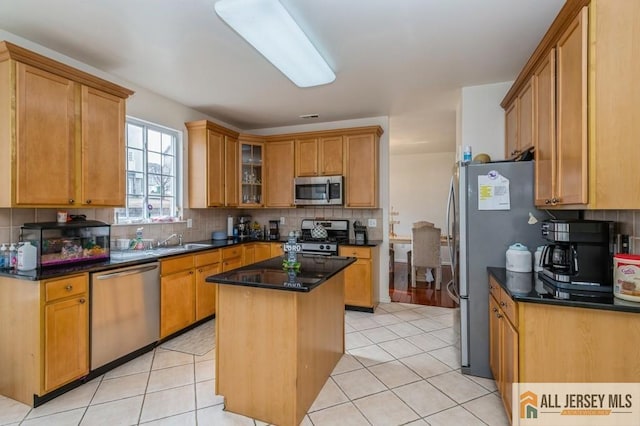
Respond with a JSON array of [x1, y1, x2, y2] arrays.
[[500, 301, 506, 307], [198, 268, 203, 273], [551, 197, 560, 204], [79, 298, 86, 304], [189, 271, 194, 275], [492, 307, 498, 313], [65, 285, 73, 291], [489, 284, 494, 290], [544, 199, 551, 205], [68, 199, 75, 204], [496, 312, 503, 319], [86, 199, 92, 204]]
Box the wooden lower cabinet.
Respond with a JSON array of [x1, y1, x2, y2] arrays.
[[339, 245, 379, 310], [43, 274, 89, 393], [161, 250, 223, 337], [488, 285, 518, 422], [222, 246, 243, 272], [271, 242, 284, 257], [488, 274, 640, 420], [0, 273, 89, 405]]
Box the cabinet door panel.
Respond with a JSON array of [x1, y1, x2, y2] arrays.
[[556, 8, 588, 205], [319, 136, 344, 176], [225, 136, 239, 206], [207, 130, 225, 207], [533, 49, 556, 206], [160, 270, 195, 338], [502, 317, 518, 421], [265, 140, 295, 207], [295, 137, 319, 176], [44, 296, 88, 392], [15, 64, 75, 205], [344, 133, 378, 208], [504, 102, 518, 159], [343, 259, 371, 307], [489, 296, 501, 383], [196, 263, 220, 321], [81, 86, 126, 206], [518, 79, 534, 152]]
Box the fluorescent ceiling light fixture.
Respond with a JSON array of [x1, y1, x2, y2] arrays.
[[215, 0, 335, 88]]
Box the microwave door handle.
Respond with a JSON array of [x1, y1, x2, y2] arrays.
[[326, 179, 330, 203]]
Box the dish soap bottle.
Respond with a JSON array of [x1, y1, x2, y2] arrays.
[[0, 244, 6, 268], [8, 243, 17, 269], [132, 227, 145, 250]]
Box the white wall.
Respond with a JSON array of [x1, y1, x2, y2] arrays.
[[390, 152, 455, 262], [459, 81, 512, 162]]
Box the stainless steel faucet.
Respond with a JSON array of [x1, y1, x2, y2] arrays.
[[157, 233, 183, 247]]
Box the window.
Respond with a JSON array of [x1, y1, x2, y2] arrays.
[[115, 118, 181, 224]]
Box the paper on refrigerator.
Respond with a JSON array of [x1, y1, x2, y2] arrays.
[[478, 170, 510, 210]]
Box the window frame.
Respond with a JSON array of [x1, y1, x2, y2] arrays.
[[115, 117, 182, 224]]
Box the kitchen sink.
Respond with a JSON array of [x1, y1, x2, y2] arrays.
[[181, 243, 213, 250], [111, 243, 213, 261]]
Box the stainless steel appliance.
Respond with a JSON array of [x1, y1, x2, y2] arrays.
[[353, 220, 368, 244], [539, 219, 614, 293], [236, 215, 252, 239], [454, 161, 548, 378], [293, 175, 344, 206], [268, 220, 280, 240], [90, 262, 160, 370], [298, 219, 349, 256]]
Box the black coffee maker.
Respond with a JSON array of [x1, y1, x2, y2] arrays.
[[353, 220, 368, 245], [539, 219, 615, 293], [268, 220, 280, 241]]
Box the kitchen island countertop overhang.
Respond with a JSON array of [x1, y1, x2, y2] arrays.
[[205, 254, 357, 291]]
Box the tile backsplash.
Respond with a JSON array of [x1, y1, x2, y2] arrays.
[[0, 207, 383, 247]]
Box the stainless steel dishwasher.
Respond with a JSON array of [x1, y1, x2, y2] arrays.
[[90, 262, 160, 370]]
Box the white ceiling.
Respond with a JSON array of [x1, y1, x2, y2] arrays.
[[0, 0, 564, 155]]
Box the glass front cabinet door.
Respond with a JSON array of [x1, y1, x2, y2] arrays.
[[240, 141, 263, 206]]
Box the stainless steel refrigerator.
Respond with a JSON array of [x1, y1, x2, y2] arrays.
[[453, 160, 546, 378]]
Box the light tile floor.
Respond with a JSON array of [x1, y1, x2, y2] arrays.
[[0, 302, 509, 426]]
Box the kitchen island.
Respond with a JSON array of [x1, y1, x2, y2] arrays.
[[206, 255, 355, 426]]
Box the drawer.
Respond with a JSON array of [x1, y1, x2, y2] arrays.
[[339, 246, 371, 259], [45, 274, 87, 302], [488, 276, 501, 301], [221, 246, 242, 260], [195, 250, 221, 267], [161, 254, 194, 275], [499, 287, 518, 327]]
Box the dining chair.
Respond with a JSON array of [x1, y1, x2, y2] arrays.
[[410, 222, 442, 289]]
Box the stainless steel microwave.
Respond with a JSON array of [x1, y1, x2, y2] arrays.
[[293, 175, 344, 206]]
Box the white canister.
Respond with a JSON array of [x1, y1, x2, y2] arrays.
[[17, 241, 37, 271], [613, 254, 640, 302], [506, 243, 532, 273]]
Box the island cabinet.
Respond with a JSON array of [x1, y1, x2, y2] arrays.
[[339, 245, 379, 311], [271, 241, 284, 257], [186, 120, 241, 208], [504, 0, 640, 209], [344, 128, 381, 208], [0, 273, 89, 406], [195, 250, 222, 321], [0, 41, 133, 208], [264, 138, 295, 207], [295, 135, 344, 177]]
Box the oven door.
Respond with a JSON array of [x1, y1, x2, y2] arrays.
[[294, 176, 343, 205]]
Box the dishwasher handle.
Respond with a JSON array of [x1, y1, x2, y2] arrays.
[[95, 263, 159, 280]]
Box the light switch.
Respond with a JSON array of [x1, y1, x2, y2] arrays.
[[368, 218, 377, 227]]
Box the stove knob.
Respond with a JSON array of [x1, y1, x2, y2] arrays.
[[320, 245, 325, 250]]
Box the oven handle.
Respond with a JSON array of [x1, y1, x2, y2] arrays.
[[95, 264, 159, 280], [326, 179, 330, 203]]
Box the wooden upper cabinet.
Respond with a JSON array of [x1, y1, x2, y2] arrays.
[[80, 86, 126, 206], [344, 130, 380, 208], [225, 135, 239, 207], [295, 135, 344, 177], [517, 79, 534, 153], [14, 63, 75, 206], [533, 49, 556, 207], [555, 7, 588, 205], [265, 139, 295, 207], [0, 41, 133, 208], [186, 120, 240, 208], [504, 101, 518, 159]]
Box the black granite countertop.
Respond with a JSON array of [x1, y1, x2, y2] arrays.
[[0, 237, 269, 281], [206, 255, 356, 292], [488, 267, 640, 314]]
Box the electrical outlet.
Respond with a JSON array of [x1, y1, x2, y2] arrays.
[[368, 218, 377, 227], [280, 217, 285, 225], [186, 218, 193, 228]]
